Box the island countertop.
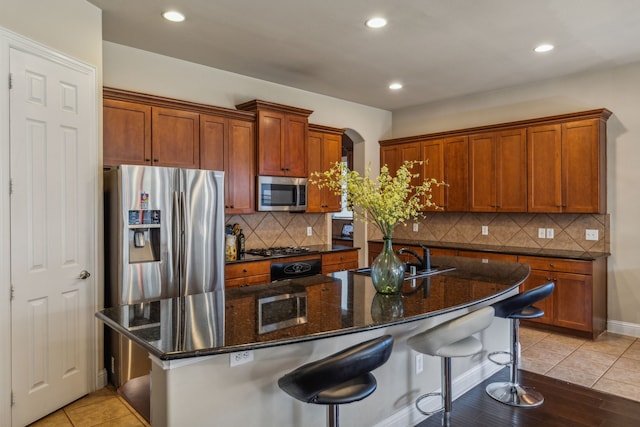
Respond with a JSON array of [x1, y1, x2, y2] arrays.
[[96, 256, 530, 361]]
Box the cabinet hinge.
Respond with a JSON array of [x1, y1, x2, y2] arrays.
[[9, 179, 13, 195], [11, 391, 14, 406], [10, 285, 14, 301], [8, 73, 12, 90]]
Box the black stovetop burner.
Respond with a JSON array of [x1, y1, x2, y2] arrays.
[[246, 246, 311, 257]]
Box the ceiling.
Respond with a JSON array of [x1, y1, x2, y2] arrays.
[[88, 0, 640, 111]]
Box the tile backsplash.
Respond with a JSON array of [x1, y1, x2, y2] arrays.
[[227, 211, 610, 254], [369, 212, 610, 253], [225, 212, 327, 249]]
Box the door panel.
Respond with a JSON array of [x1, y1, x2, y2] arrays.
[[10, 48, 95, 426]]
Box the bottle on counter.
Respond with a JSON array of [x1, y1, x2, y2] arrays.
[[237, 228, 245, 255]]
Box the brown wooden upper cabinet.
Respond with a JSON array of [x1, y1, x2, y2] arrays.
[[380, 108, 611, 214], [236, 100, 313, 177], [103, 88, 257, 214], [307, 124, 343, 213], [103, 97, 200, 169], [469, 129, 526, 212], [528, 116, 609, 213], [200, 115, 256, 214], [380, 141, 420, 176]]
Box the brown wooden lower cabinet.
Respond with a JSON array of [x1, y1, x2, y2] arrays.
[[518, 255, 606, 339], [366, 242, 607, 339], [224, 260, 271, 288], [322, 250, 358, 274]]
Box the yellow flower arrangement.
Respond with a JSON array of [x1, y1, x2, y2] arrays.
[[310, 160, 444, 239]]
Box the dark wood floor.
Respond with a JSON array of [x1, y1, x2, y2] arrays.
[[416, 369, 640, 427]]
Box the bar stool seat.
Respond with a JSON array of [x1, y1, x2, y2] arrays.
[[407, 306, 495, 426], [486, 282, 554, 407], [278, 335, 393, 427]]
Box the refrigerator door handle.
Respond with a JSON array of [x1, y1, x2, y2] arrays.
[[180, 191, 187, 283], [172, 191, 181, 282]]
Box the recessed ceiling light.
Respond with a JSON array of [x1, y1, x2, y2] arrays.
[[365, 17, 387, 29], [534, 43, 554, 53], [389, 82, 403, 90], [162, 11, 185, 22]]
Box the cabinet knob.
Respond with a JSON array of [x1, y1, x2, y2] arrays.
[[549, 263, 555, 268], [243, 269, 248, 273], [153, 158, 159, 162]]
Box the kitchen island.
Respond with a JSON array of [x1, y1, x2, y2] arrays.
[[97, 256, 529, 426]]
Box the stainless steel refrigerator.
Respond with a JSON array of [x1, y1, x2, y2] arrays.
[[104, 165, 225, 388]]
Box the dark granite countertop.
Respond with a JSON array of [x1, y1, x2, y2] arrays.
[[372, 239, 610, 261], [225, 244, 359, 264], [96, 256, 529, 361]]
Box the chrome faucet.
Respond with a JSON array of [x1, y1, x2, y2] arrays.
[[398, 245, 431, 271]]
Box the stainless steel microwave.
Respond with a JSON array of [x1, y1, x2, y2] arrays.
[[257, 176, 307, 212]]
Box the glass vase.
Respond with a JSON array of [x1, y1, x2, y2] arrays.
[[371, 238, 405, 294]]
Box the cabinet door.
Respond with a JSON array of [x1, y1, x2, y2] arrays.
[[443, 135, 469, 211], [227, 119, 255, 213], [527, 124, 562, 212], [257, 110, 285, 175], [421, 139, 445, 210], [469, 133, 496, 212], [283, 114, 308, 177], [520, 270, 555, 325], [308, 129, 342, 213], [307, 131, 324, 212], [200, 114, 225, 171], [380, 142, 420, 176], [323, 133, 343, 211], [554, 272, 592, 331], [380, 145, 399, 176], [562, 119, 603, 213], [103, 99, 151, 167], [151, 107, 200, 168], [496, 129, 527, 212]]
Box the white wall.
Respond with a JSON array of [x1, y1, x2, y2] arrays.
[[392, 62, 640, 331], [0, 2, 102, 425]]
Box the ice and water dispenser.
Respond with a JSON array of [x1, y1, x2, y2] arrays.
[[128, 209, 161, 263]]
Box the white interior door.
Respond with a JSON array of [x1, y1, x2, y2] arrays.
[[9, 47, 96, 426]]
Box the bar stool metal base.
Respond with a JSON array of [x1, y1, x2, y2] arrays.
[[415, 392, 443, 416], [486, 381, 544, 407]]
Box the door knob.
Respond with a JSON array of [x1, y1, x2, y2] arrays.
[[79, 270, 91, 280]]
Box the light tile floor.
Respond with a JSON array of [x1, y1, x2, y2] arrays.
[[520, 326, 640, 402], [29, 385, 150, 427]]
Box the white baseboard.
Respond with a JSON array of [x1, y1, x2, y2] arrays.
[[96, 368, 108, 390], [607, 320, 640, 338], [375, 359, 504, 427]]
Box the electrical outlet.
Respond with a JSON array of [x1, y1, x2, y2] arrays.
[[538, 228, 546, 239], [415, 354, 423, 374], [546, 228, 554, 239], [586, 229, 599, 241], [306, 226, 312, 236], [481, 225, 488, 235], [413, 223, 419, 232], [230, 350, 254, 367]]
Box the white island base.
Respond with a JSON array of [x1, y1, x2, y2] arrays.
[[148, 310, 510, 427]]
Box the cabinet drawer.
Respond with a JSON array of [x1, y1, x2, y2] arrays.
[[458, 250, 518, 262], [225, 274, 270, 289], [322, 250, 358, 266], [518, 256, 592, 275], [225, 260, 271, 279]]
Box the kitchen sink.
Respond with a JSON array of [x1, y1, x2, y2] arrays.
[[352, 265, 455, 280]]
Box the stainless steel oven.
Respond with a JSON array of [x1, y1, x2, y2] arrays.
[[257, 284, 307, 334], [257, 176, 307, 212]]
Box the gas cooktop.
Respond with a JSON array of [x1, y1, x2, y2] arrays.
[[245, 246, 311, 257]]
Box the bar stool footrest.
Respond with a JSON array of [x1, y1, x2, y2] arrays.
[[487, 350, 512, 366], [485, 381, 544, 408], [415, 392, 443, 416]]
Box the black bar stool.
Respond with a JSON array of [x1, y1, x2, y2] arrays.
[[278, 335, 393, 427], [407, 306, 495, 426], [485, 282, 554, 407]]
